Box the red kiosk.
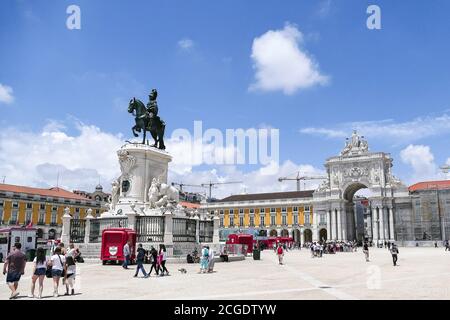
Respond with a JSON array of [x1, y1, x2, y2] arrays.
[[226, 234, 254, 254], [101, 228, 136, 265]]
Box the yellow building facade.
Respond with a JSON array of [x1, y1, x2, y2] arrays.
[[203, 191, 328, 244], [0, 183, 104, 240]]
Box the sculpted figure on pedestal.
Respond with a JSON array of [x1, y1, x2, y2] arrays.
[[110, 180, 120, 211]]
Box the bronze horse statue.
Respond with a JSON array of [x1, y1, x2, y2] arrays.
[[128, 97, 166, 149]]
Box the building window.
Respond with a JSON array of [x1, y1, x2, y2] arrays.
[[304, 206, 310, 212], [239, 208, 244, 214], [293, 206, 298, 212], [0, 208, 3, 223], [282, 215, 287, 225], [270, 208, 276, 213], [220, 218, 224, 227], [250, 208, 254, 214], [293, 214, 298, 225], [219, 210, 224, 215], [75, 208, 80, 213], [270, 215, 276, 226], [26, 203, 32, 209], [305, 213, 310, 224], [52, 206, 57, 212], [12, 201, 18, 208], [0, 200, 3, 207], [95, 209, 100, 215], [250, 216, 254, 227], [51, 213, 57, 224], [282, 207, 287, 213], [40, 204, 45, 210], [26, 211, 32, 223], [229, 216, 234, 226], [239, 216, 244, 226], [11, 210, 18, 223], [38, 212, 45, 224], [229, 209, 234, 215], [260, 216, 265, 227]]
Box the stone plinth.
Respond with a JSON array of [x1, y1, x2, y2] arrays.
[[112, 143, 172, 216]]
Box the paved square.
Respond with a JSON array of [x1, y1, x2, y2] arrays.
[[1, 247, 450, 300]]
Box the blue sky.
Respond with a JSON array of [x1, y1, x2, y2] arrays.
[[1, 0, 449, 196]]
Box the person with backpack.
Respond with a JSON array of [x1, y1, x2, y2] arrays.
[[390, 243, 399, 266], [134, 244, 149, 278], [49, 246, 66, 297], [148, 246, 159, 276], [64, 256, 76, 295], [29, 247, 48, 299], [277, 243, 284, 265], [200, 245, 209, 273]]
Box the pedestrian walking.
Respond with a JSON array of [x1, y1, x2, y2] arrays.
[[3, 243, 26, 299], [434, 241, 438, 248], [445, 240, 449, 251], [64, 256, 76, 295], [277, 244, 284, 265], [50, 246, 66, 297], [134, 244, 149, 278], [200, 245, 209, 273], [390, 244, 399, 266], [148, 246, 159, 275], [159, 244, 169, 276], [122, 240, 131, 269], [363, 241, 369, 262], [207, 246, 215, 273], [30, 247, 48, 299]]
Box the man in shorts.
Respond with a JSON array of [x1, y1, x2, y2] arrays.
[[3, 243, 27, 299]]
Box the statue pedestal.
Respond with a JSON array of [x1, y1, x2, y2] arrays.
[[113, 143, 172, 216]]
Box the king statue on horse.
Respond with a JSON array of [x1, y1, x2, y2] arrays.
[[128, 88, 166, 149]]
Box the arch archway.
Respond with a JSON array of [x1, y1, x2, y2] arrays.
[[269, 229, 278, 237], [319, 228, 327, 242], [281, 229, 289, 237], [37, 229, 44, 239], [304, 229, 312, 243], [48, 229, 56, 240], [293, 229, 301, 245]]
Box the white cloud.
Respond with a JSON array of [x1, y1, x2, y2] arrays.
[[178, 38, 194, 51], [300, 113, 450, 143], [400, 145, 439, 182], [0, 83, 14, 104], [317, 0, 332, 18], [249, 23, 328, 95]]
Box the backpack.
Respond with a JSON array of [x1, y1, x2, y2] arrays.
[[277, 247, 283, 254], [203, 248, 209, 257]]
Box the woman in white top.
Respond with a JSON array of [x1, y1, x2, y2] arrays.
[[49, 247, 66, 297], [29, 247, 48, 299]]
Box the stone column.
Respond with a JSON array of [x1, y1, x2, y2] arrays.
[[326, 210, 331, 241], [341, 210, 347, 241], [84, 209, 94, 244], [164, 210, 174, 256], [194, 215, 200, 243], [126, 211, 137, 231], [213, 211, 220, 244], [300, 229, 305, 245], [61, 207, 71, 244], [379, 206, 385, 241], [336, 209, 342, 241], [372, 207, 379, 242], [389, 207, 395, 241], [331, 210, 337, 240]]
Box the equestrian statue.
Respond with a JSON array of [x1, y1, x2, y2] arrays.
[[128, 89, 166, 149]]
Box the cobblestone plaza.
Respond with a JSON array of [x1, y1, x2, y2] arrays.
[[1, 247, 449, 300]]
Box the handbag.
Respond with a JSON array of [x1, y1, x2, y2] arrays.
[[45, 265, 52, 278], [58, 254, 66, 277]]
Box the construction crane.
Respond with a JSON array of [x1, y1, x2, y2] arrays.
[[171, 182, 205, 192], [201, 181, 243, 201], [278, 172, 327, 191]]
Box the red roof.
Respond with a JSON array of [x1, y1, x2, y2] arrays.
[[0, 183, 90, 201], [179, 201, 201, 209], [409, 180, 450, 192]]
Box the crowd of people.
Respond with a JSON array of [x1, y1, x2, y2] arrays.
[[122, 242, 170, 278], [2, 242, 82, 299]]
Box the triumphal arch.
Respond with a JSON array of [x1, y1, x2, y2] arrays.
[[312, 131, 411, 242]]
